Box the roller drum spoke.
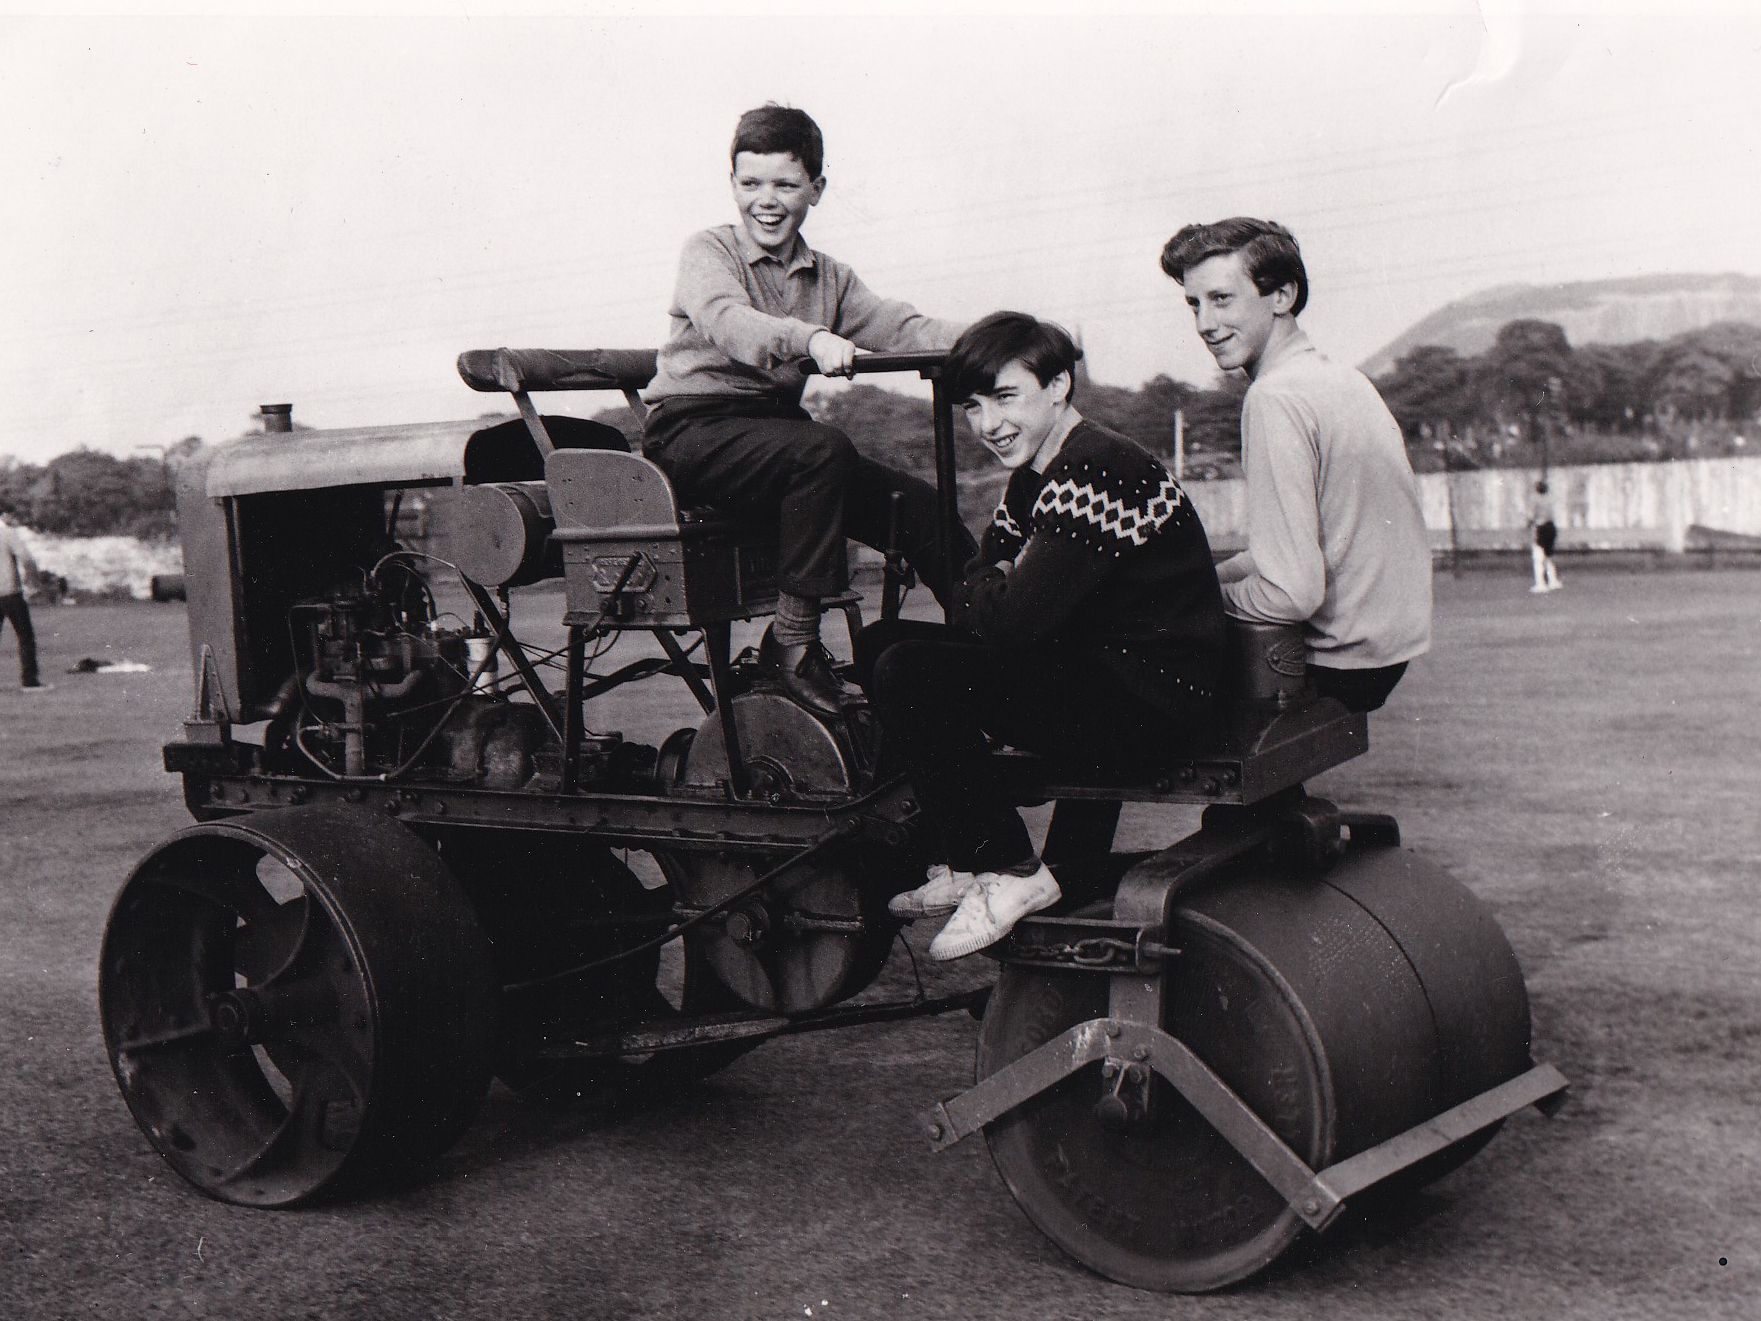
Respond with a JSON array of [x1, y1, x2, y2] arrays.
[[233, 893, 313, 988], [273, 996, 375, 1102], [114, 1021, 218, 1055], [216, 1051, 370, 1190]]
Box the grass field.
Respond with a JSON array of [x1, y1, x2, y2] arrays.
[[2, 570, 1757, 1320]]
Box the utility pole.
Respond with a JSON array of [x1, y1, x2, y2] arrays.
[[1437, 425, 1462, 579], [1541, 375, 1562, 479]]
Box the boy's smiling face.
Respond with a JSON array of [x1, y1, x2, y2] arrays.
[[1181, 249, 1294, 376], [730, 151, 824, 256], [961, 360, 1073, 472]]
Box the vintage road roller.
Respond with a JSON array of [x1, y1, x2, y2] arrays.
[[101, 348, 1565, 1290]]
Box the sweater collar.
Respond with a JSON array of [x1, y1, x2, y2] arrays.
[[732, 223, 817, 274]]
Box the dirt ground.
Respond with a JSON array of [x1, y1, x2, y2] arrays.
[[2, 570, 1757, 1320]]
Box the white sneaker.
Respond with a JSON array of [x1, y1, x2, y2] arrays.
[[887, 862, 978, 919], [928, 863, 1061, 961]]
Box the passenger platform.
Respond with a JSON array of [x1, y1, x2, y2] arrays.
[[994, 693, 1365, 809]]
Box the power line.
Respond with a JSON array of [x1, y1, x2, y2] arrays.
[[3, 95, 1705, 338], [5, 100, 1751, 450]]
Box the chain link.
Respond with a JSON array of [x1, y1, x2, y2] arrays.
[[1011, 936, 1137, 967], [1010, 935, 1181, 968]]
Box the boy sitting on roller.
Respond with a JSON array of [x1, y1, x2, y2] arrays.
[[855, 312, 1227, 959], [641, 104, 976, 714]]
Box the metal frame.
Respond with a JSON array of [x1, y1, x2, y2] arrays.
[[529, 986, 991, 1060], [922, 1013, 1568, 1232]]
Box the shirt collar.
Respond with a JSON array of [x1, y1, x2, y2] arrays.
[[731, 222, 816, 274], [1256, 323, 1316, 377]]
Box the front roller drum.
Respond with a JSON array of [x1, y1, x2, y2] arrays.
[[99, 805, 498, 1207], [974, 847, 1536, 1292]]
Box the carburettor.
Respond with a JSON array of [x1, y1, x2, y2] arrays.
[[290, 581, 474, 777]]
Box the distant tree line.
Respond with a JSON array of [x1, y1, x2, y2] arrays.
[[806, 366, 1249, 481], [718, 318, 1761, 481], [0, 437, 202, 539], [1376, 319, 1761, 470], [5, 318, 1758, 538]]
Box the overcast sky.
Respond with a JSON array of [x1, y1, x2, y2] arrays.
[[4, 3, 1758, 466]]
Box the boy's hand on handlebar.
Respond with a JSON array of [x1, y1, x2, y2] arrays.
[[808, 329, 858, 378]]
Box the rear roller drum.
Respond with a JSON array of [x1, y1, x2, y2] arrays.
[[99, 805, 498, 1208], [976, 903, 1331, 1293], [974, 849, 1535, 1292]]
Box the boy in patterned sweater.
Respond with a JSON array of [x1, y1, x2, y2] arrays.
[[854, 312, 1226, 959]]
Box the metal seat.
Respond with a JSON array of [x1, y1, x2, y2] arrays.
[[990, 619, 1361, 810]]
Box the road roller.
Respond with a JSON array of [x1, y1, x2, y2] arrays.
[[101, 347, 1566, 1291]]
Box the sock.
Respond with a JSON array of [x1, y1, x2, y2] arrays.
[[771, 592, 822, 649]]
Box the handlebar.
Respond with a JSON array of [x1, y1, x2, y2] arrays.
[[798, 352, 947, 380], [458, 347, 945, 393]]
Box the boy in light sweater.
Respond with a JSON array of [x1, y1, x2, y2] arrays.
[[1160, 217, 1431, 712]]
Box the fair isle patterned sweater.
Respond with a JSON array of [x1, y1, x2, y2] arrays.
[[961, 420, 1227, 713]]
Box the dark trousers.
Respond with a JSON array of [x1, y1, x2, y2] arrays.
[[1310, 661, 1407, 713], [2, 592, 40, 687], [855, 619, 1216, 874], [645, 405, 975, 607]]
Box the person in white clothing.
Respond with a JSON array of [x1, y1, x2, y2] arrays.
[[1, 514, 50, 692]]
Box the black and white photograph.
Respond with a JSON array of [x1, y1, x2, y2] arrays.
[[2, 3, 1756, 1318]]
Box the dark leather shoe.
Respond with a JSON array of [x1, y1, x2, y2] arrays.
[[759, 627, 861, 716]]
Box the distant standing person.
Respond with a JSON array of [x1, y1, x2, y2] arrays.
[[1, 513, 51, 693], [1529, 480, 1562, 593], [1159, 217, 1431, 713]]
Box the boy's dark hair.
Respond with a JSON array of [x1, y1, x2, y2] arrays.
[[945, 311, 1084, 407], [731, 104, 824, 178], [1159, 217, 1309, 317]]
